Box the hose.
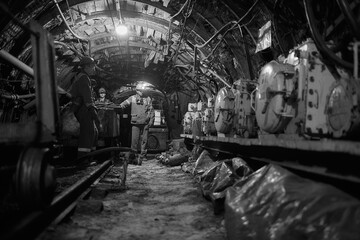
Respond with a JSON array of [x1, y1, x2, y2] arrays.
[[336, 0, 360, 40], [54, 41, 84, 57], [303, 0, 353, 69], [77, 146, 132, 161], [53, 0, 89, 42]]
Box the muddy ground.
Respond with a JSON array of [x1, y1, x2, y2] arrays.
[[38, 157, 226, 240]]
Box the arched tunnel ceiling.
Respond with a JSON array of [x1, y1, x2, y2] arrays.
[[0, 0, 310, 97]]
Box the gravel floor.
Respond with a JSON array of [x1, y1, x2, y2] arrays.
[[37, 157, 226, 240]]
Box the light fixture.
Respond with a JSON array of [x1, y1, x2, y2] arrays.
[[115, 24, 128, 35], [136, 81, 153, 90]]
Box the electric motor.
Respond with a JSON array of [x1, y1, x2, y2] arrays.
[[214, 87, 235, 136], [233, 79, 258, 138], [255, 39, 360, 139], [255, 60, 295, 134]]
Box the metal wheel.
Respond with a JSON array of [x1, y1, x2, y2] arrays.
[[15, 147, 56, 210]]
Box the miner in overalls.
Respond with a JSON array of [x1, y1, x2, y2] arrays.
[[120, 90, 155, 165], [69, 56, 101, 160], [96, 87, 111, 104]]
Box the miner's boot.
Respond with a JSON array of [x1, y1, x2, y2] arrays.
[[136, 155, 143, 166]]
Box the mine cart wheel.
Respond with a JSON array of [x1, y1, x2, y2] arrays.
[[15, 147, 56, 210]]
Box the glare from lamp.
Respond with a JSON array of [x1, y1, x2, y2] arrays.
[[136, 81, 153, 90], [115, 25, 128, 35]]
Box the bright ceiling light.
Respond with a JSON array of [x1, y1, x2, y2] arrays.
[[136, 81, 153, 90], [115, 25, 128, 35]]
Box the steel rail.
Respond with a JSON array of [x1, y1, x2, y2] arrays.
[[0, 160, 113, 240]]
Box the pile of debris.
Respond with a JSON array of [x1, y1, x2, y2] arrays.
[[156, 138, 192, 166]]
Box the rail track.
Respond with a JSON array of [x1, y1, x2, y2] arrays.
[[0, 159, 125, 240]]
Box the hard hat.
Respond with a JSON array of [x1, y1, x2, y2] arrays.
[[99, 87, 106, 93], [78, 56, 95, 66]]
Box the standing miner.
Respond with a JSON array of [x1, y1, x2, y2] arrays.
[[96, 87, 111, 104], [120, 89, 155, 165], [69, 56, 101, 160]]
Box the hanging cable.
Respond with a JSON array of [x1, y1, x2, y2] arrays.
[[53, 0, 89, 42], [172, 0, 195, 63], [244, 25, 257, 46], [167, 0, 191, 45], [191, 0, 260, 88], [0, 2, 38, 37], [114, 0, 129, 72], [336, 0, 360, 40], [65, 0, 75, 26], [195, 0, 259, 50], [237, 25, 255, 80], [198, 15, 258, 64], [106, 0, 118, 31], [54, 40, 84, 57], [172, 17, 189, 62], [117, 0, 124, 24], [105, 0, 123, 55], [193, 0, 259, 74], [303, 0, 353, 69], [65, 0, 86, 54], [207, 69, 231, 88]]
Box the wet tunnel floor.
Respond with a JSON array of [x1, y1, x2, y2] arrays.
[[38, 158, 226, 240]]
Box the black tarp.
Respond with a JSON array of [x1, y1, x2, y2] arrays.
[[192, 149, 216, 178], [199, 157, 253, 214], [225, 164, 360, 240]]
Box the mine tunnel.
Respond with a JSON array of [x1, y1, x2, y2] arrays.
[[1, 0, 360, 239]]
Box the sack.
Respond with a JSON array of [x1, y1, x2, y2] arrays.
[[70, 96, 83, 113], [61, 107, 80, 136]]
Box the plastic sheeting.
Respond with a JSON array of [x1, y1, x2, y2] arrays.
[[189, 144, 203, 162], [200, 157, 252, 199], [192, 149, 216, 178], [225, 164, 360, 240], [199, 157, 253, 214], [61, 106, 80, 136]]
